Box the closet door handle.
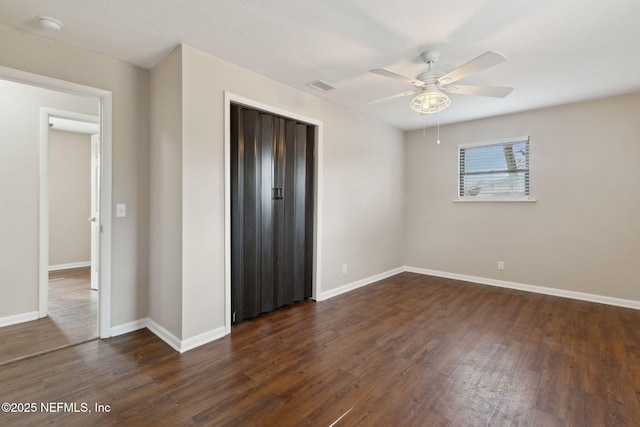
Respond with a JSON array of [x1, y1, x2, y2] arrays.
[[272, 188, 284, 200]]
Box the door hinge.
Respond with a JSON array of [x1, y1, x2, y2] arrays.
[[232, 312, 236, 323]]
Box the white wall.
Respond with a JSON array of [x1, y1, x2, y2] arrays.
[[0, 79, 97, 319], [405, 93, 640, 301], [149, 44, 405, 342], [48, 129, 91, 267], [0, 25, 150, 327]]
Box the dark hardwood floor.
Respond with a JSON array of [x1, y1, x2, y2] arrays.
[[1, 272, 639, 426], [0, 267, 97, 365]]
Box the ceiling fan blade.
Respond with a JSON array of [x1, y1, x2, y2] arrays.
[[439, 51, 507, 85], [370, 68, 425, 87], [441, 84, 513, 98], [367, 89, 419, 104]]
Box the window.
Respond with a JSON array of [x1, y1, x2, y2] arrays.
[[458, 136, 531, 201]]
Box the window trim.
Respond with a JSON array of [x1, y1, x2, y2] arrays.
[[455, 135, 536, 203]]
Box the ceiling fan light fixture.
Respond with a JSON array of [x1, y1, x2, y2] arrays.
[[410, 90, 450, 114]]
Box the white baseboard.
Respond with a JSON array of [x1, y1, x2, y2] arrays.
[[144, 318, 226, 353], [316, 266, 405, 301], [181, 326, 227, 353], [111, 318, 148, 337], [405, 266, 640, 311], [49, 261, 91, 271], [0, 311, 39, 328], [145, 318, 182, 352], [111, 317, 227, 353]]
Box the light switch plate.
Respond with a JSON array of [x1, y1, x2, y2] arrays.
[[116, 203, 126, 218]]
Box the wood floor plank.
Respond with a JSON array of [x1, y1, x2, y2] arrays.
[[1, 272, 640, 425], [0, 267, 97, 365]]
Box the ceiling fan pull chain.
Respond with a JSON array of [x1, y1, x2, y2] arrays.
[[437, 109, 441, 145]]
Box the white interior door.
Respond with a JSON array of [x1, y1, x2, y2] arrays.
[[90, 134, 100, 290]]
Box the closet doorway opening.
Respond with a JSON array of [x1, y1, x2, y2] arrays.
[[224, 93, 323, 332]]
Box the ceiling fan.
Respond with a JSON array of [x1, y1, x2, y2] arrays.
[[369, 50, 513, 114]]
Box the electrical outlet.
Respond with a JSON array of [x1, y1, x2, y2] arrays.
[[342, 264, 348, 274], [497, 261, 504, 270]]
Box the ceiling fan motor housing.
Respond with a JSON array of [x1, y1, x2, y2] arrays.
[[420, 49, 440, 64], [416, 70, 444, 85]]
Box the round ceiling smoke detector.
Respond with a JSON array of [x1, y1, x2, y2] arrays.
[[38, 16, 64, 32]]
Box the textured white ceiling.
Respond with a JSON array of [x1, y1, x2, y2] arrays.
[[1, 0, 639, 130]]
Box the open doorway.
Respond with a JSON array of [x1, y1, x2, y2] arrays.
[[0, 68, 112, 365], [47, 114, 100, 343]]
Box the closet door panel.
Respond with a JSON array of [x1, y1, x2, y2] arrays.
[[292, 123, 308, 302], [230, 105, 244, 321], [304, 126, 315, 298], [243, 108, 263, 320], [259, 114, 275, 313], [273, 118, 286, 308], [281, 120, 297, 305], [231, 107, 262, 321], [231, 104, 315, 324]]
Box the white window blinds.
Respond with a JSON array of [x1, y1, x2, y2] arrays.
[[458, 136, 530, 199]]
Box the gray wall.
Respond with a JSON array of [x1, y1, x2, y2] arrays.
[[4, 21, 637, 346], [149, 44, 406, 340], [405, 93, 640, 301], [149, 46, 183, 338], [0, 25, 150, 327], [0, 79, 97, 319], [49, 129, 91, 267]]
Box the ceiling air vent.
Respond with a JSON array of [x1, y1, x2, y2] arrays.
[[306, 80, 335, 92]]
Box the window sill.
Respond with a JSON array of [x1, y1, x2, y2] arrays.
[[452, 197, 537, 203]]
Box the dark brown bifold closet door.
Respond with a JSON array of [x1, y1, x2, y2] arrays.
[[231, 104, 314, 324]]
